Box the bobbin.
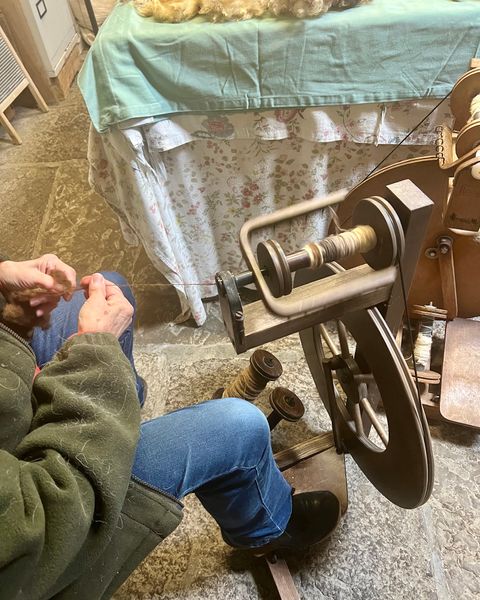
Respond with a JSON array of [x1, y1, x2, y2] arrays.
[[455, 120, 480, 157], [450, 68, 480, 168], [221, 348, 283, 401], [255, 196, 404, 298], [351, 196, 404, 270], [250, 348, 283, 382], [256, 240, 294, 298], [267, 387, 305, 430]]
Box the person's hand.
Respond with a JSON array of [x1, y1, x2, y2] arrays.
[[78, 273, 133, 338], [0, 254, 77, 321]]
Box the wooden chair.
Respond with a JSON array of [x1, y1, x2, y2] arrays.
[[0, 24, 48, 145]]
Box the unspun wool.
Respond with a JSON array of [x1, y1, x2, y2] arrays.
[[131, 0, 368, 22]]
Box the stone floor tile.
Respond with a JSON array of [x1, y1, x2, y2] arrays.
[[136, 296, 230, 346], [0, 88, 90, 166], [32, 159, 143, 274], [0, 164, 57, 258]]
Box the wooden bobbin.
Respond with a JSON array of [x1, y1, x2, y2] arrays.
[[405, 303, 446, 383], [267, 387, 305, 430], [220, 348, 283, 401], [352, 197, 404, 270], [256, 197, 403, 299], [257, 239, 293, 298], [455, 120, 480, 157], [409, 304, 448, 322], [410, 304, 438, 372]]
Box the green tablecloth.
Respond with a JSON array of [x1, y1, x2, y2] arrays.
[[78, 0, 480, 132]]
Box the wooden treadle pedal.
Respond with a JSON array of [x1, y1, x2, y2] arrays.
[[440, 318, 480, 429]]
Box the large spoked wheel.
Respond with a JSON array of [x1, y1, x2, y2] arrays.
[[297, 263, 434, 509]]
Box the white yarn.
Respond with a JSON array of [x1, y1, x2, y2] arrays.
[[470, 93, 480, 121], [414, 322, 433, 371]]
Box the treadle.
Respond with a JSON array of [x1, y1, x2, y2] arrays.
[[264, 555, 300, 600], [440, 318, 480, 429]]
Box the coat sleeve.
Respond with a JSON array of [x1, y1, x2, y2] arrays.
[[0, 332, 141, 600]]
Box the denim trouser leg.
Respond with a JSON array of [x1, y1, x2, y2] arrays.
[[30, 271, 145, 404], [133, 398, 293, 548]]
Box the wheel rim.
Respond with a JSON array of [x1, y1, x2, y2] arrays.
[[298, 264, 434, 508]]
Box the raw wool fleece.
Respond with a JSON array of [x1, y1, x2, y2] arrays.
[[131, 0, 368, 22]]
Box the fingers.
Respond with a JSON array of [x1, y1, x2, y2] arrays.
[[0, 255, 76, 297], [82, 274, 118, 300], [34, 299, 59, 319], [35, 254, 77, 296], [80, 275, 92, 288], [77, 275, 133, 337], [81, 275, 129, 302], [29, 293, 60, 307], [104, 280, 126, 301], [86, 273, 107, 301], [51, 261, 76, 290], [31, 271, 63, 293]]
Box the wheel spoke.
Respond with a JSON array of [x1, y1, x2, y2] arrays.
[[352, 402, 365, 437], [359, 394, 388, 447], [336, 320, 351, 359], [318, 324, 340, 357]]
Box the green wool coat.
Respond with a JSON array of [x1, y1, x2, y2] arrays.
[[0, 323, 183, 600]]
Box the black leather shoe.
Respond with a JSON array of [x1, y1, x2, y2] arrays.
[[251, 491, 341, 556]]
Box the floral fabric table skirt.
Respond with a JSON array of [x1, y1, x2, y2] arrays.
[[88, 100, 452, 325]]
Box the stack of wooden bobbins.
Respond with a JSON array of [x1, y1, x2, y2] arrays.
[[212, 348, 305, 431]]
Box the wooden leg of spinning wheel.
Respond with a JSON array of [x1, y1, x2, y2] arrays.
[[416, 382, 441, 422], [264, 554, 300, 600]]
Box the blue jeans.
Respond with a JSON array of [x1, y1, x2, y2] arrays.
[[30, 272, 292, 548]]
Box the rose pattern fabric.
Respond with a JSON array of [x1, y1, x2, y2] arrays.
[[88, 100, 452, 325]]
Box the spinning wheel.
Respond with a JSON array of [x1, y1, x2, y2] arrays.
[[216, 182, 435, 507], [334, 66, 480, 320], [215, 182, 435, 599], [298, 263, 433, 509]]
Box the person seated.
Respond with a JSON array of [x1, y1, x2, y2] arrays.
[[0, 253, 340, 600]]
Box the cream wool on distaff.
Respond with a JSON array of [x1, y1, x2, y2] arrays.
[[131, 0, 367, 22]]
